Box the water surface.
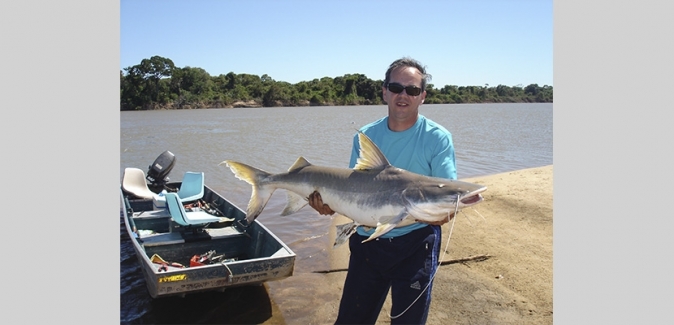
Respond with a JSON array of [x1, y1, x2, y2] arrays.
[[120, 103, 552, 323]]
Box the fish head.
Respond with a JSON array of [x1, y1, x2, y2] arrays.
[[402, 179, 487, 222]]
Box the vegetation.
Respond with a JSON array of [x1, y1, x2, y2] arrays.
[[120, 56, 553, 111]]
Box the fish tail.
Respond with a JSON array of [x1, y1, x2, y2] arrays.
[[221, 160, 274, 223]]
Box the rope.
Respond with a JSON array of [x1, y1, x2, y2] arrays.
[[389, 196, 461, 319], [221, 260, 234, 283]]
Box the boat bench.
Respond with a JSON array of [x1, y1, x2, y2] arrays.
[[205, 226, 246, 239], [133, 208, 171, 220], [140, 226, 246, 248], [132, 208, 173, 233], [140, 232, 185, 247]]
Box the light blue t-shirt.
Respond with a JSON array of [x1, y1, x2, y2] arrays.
[[349, 115, 457, 238]]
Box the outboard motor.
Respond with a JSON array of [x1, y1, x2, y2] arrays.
[[146, 150, 176, 189]]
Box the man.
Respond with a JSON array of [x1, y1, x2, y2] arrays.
[[308, 57, 457, 324]]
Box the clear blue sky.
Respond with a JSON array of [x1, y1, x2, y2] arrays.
[[121, 0, 552, 88]]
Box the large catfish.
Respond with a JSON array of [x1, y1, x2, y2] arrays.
[[222, 131, 486, 243]]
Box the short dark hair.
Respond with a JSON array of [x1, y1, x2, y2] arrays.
[[383, 57, 432, 90]]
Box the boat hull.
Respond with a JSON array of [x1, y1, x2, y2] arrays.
[[121, 183, 296, 298]]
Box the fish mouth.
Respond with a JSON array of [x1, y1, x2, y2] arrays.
[[459, 187, 487, 206], [460, 194, 483, 205]]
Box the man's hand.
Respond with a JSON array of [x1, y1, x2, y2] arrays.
[[417, 212, 455, 226], [307, 191, 335, 215]]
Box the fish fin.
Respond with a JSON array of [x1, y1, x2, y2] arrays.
[[245, 184, 274, 223], [362, 223, 396, 243], [221, 160, 270, 185], [353, 131, 391, 170], [288, 156, 312, 172], [281, 191, 308, 215], [333, 221, 358, 248], [221, 160, 275, 223], [361, 210, 409, 243]]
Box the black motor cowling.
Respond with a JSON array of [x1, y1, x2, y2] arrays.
[[146, 150, 176, 188]]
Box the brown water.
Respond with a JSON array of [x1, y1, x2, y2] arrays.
[[120, 103, 552, 323]]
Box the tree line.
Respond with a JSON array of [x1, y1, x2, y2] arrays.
[[120, 55, 553, 111]]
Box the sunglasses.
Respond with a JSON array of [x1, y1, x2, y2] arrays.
[[386, 82, 423, 96]]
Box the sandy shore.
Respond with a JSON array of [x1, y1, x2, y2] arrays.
[[263, 165, 553, 325]]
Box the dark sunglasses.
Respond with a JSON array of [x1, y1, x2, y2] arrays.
[[386, 82, 423, 96]]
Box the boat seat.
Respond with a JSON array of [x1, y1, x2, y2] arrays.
[[122, 167, 158, 200], [176, 171, 205, 202], [165, 192, 222, 226]]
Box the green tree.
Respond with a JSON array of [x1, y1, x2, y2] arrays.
[[121, 56, 552, 110], [122, 55, 176, 109]]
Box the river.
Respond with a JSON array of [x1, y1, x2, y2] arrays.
[[120, 103, 552, 323]]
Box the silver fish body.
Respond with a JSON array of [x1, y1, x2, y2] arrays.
[[222, 131, 486, 243]]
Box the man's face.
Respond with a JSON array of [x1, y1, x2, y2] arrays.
[[383, 66, 426, 126]]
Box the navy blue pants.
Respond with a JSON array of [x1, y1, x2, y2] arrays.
[[335, 225, 441, 325]]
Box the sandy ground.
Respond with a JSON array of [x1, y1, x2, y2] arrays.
[[264, 165, 553, 325]]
